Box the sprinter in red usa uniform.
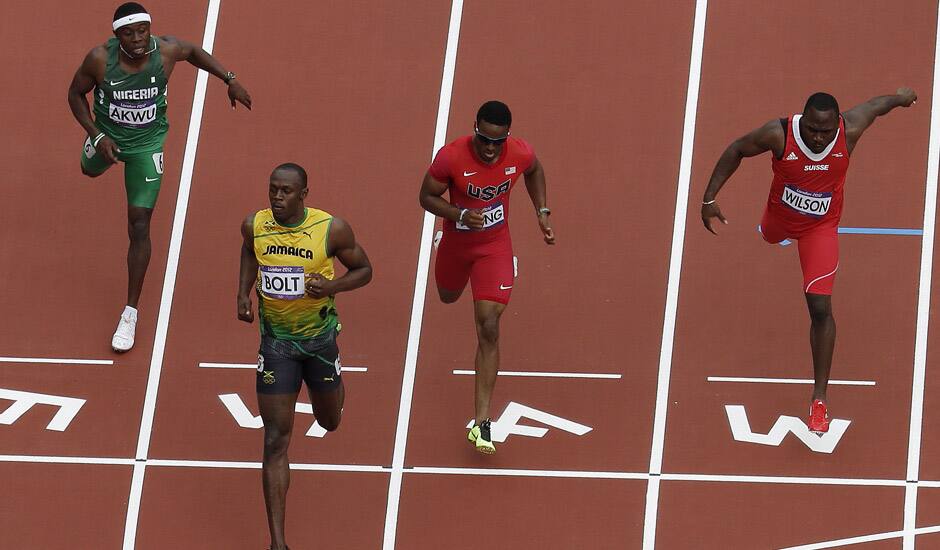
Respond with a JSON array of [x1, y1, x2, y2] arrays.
[[701, 88, 917, 434], [419, 101, 555, 453]]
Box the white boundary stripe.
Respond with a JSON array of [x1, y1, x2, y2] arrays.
[[905, 4, 940, 547], [122, 2, 221, 548], [707, 376, 875, 386], [780, 524, 940, 550], [382, 3, 463, 549], [0, 357, 113, 365], [409, 466, 648, 479], [662, 472, 904, 487], [198, 362, 367, 372], [0, 454, 134, 466], [147, 459, 387, 473], [452, 369, 621, 379], [643, 1, 707, 548]]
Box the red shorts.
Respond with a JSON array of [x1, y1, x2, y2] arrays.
[[434, 231, 515, 304], [760, 208, 839, 295]]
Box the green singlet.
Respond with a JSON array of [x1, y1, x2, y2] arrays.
[[81, 37, 169, 209]]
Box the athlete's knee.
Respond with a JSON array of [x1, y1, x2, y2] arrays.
[[319, 415, 341, 432], [263, 426, 292, 458], [438, 287, 462, 304], [806, 295, 833, 323], [127, 213, 152, 241], [475, 315, 500, 344]]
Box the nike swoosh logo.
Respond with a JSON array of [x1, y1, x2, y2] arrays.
[[463, 171, 477, 177], [109, 80, 128, 86], [145, 177, 159, 182], [499, 284, 513, 290]]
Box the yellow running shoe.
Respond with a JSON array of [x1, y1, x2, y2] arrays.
[[468, 425, 481, 444], [474, 419, 496, 454]]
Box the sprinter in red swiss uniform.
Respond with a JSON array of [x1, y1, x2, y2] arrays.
[[419, 101, 555, 453], [701, 88, 917, 434]]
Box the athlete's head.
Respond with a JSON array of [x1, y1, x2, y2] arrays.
[[800, 92, 841, 154], [269, 163, 308, 222], [113, 3, 153, 59], [473, 101, 512, 164]]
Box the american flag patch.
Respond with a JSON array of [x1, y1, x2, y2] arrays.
[[505, 166, 516, 175]]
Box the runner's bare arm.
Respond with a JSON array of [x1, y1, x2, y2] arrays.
[[523, 156, 554, 244], [306, 217, 372, 299], [67, 47, 121, 163], [701, 119, 784, 235], [419, 171, 484, 230], [843, 87, 917, 150], [238, 214, 257, 323], [161, 35, 252, 110]]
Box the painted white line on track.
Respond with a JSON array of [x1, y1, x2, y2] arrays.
[[0, 455, 134, 466], [707, 376, 875, 386], [409, 466, 648, 479], [382, 3, 463, 548], [779, 524, 940, 550], [147, 459, 387, 473], [122, 2, 221, 548], [643, 1, 708, 549], [198, 362, 367, 372], [904, 4, 940, 548], [0, 357, 113, 365], [662, 472, 905, 487], [452, 369, 621, 379]]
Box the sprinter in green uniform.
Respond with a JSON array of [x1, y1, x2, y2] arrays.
[[67, 2, 251, 352]]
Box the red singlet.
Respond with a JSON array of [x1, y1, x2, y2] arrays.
[[428, 136, 535, 303], [761, 115, 850, 294]]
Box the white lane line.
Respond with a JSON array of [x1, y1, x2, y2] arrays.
[[779, 524, 940, 550], [0, 455, 134, 466], [147, 459, 387, 473], [452, 369, 621, 379], [382, 3, 463, 549], [707, 376, 875, 386], [904, 4, 940, 548], [0, 357, 113, 365], [409, 466, 648, 480], [643, 1, 708, 549], [662, 472, 904, 487], [122, 2, 221, 548], [198, 362, 367, 372]]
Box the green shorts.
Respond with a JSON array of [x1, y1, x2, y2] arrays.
[[81, 136, 165, 209]]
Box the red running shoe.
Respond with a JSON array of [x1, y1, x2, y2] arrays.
[[808, 400, 830, 435]]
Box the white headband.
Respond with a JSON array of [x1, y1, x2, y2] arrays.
[[112, 13, 151, 31]]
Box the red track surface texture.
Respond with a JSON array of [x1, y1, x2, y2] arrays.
[[1, 1, 939, 548]]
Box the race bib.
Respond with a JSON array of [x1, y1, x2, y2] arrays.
[[109, 102, 157, 128], [781, 185, 831, 218], [456, 203, 505, 231], [260, 265, 305, 299]]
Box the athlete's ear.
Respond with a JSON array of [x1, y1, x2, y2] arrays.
[[301, 187, 308, 199]]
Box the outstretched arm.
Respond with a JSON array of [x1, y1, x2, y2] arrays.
[[306, 217, 373, 298], [843, 87, 917, 151], [237, 214, 258, 322], [523, 156, 554, 244], [163, 35, 252, 109], [701, 119, 784, 235]]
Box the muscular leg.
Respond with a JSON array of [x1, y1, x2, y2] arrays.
[[126, 206, 153, 308], [805, 293, 836, 402], [473, 300, 506, 424], [259, 392, 298, 550], [307, 380, 345, 431]]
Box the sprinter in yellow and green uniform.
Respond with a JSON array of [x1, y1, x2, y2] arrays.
[[238, 163, 372, 550], [67, 2, 252, 352]]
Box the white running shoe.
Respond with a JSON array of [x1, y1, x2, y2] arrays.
[[111, 307, 138, 352]]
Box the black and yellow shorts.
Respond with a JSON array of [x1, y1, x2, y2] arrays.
[[256, 329, 342, 394]]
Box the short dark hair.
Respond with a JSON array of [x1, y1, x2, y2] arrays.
[[803, 92, 840, 115], [272, 162, 308, 188], [476, 101, 512, 127], [114, 2, 148, 21]]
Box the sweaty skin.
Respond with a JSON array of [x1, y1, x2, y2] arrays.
[[237, 168, 371, 550], [698, 87, 917, 404]]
